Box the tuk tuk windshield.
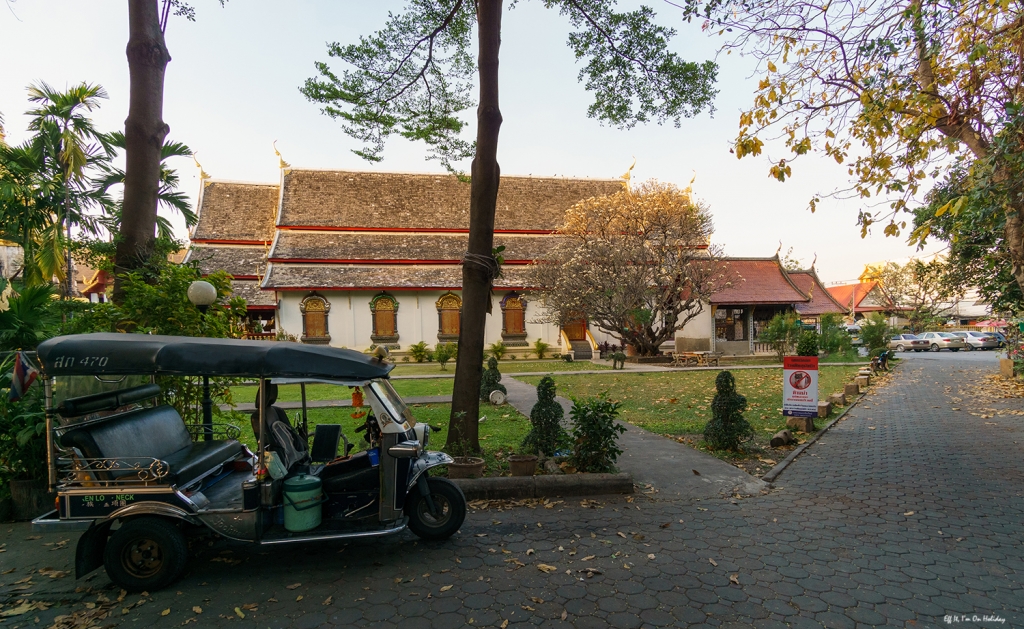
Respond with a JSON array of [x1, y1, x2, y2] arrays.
[[369, 380, 416, 426]]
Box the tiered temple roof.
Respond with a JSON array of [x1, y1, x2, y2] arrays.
[[711, 258, 810, 306], [789, 269, 847, 316]]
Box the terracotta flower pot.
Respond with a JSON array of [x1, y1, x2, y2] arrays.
[[508, 454, 538, 477], [447, 456, 486, 479]]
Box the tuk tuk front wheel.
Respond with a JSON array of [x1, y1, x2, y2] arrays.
[[405, 477, 466, 541], [103, 517, 188, 592]]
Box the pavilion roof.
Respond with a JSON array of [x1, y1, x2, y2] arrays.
[[261, 263, 533, 291], [789, 269, 847, 315], [184, 245, 267, 279], [710, 258, 810, 306], [191, 181, 279, 243], [827, 281, 890, 312]]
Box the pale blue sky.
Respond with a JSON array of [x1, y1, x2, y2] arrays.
[[0, 0, 944, 283]]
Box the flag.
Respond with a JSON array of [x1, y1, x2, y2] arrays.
[[9, 351, 39, 402]]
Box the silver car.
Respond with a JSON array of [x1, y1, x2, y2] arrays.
[[952, 331, 1000, 350], [889, 334, 929, 352], [918, 331, 966, 351]]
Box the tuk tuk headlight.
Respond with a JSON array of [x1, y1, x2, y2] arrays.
[[416, 423, 430, 449]]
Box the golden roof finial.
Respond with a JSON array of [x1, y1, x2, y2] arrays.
[[683, 170, 697, 203], [274, 140, 291, 169], [192, 152, 211, 180], [775, 240, 783, 257], [620, 157, 636, 191], [811, 253, 818, 270]]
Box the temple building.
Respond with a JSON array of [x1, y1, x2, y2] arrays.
[[186, 168, 622, 356]]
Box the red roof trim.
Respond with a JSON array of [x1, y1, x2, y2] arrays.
[[272, 286, 530, 292], [266, 258, 536, 265], [245, 305, 277, 311], [200, 274, 260, 281], [276, 225, 555, 235], [191, 238, 272, 246]]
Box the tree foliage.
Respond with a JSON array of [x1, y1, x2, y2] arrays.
[[758, 311, 802, 362], [568, 393, 625, 472], [819, 312, 852, 355], [529, 181, 729, 356], [862, 259, 950, 331], [860, 312, 892, 352], [687, 0, 1024, 291], [795, 330, 819, 356]]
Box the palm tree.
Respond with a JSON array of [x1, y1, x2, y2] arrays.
[[25, 81, 108, 296], [0, 140, 64, 286], [94, 132, 197, 239]]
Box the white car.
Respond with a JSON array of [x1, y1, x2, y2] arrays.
[[952, 331, 1000, 350], [918, 332, 966, 352]]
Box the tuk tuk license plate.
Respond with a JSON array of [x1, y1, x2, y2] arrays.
[[66, 492, 187, 518]]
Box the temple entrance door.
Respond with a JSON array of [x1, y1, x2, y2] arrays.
[[563, 318, 588, 341]]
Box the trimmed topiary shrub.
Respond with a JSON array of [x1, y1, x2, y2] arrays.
[[568, 394, 626, 473], [796, 330, 819, 356], [480, 356, 508, 401], [521, 376, 568, 456], [703, 371, 754, 451]]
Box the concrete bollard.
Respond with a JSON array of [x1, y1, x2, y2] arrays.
[[855, 375, 869, 388], [786, 416, 815, 432], [817, 401, 832, 418], [828, 392, 846, 406], [844, 383, 860, 397]]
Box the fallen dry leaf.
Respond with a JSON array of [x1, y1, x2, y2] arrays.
[[647, 554, 655, 560], [581, 555, 595, 562], [501, 620, 509, 629], [440, 585, 453, 592], [234, 607, 245, 618], [285, 583, 301, 590], [660, 522, 671, 528], [904, 511, 915, 516], [161, 608, 171, 616], [192, 606, 203, 614], [530, 597, 544, 604], [296, 595, 303, 601], [322, 596, 332, 606], [537, 564, 558, 573], [708, 558, 718, 567], [729, 574, 740, 585], [561, 610, 568, 620], [616, 531, 627, 538]]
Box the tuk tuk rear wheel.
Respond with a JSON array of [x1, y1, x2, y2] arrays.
[[103, 517, 188, 592], [405, 477, 466, 541]]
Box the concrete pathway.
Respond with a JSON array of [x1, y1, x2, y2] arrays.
[[503, 376, 768, 500]]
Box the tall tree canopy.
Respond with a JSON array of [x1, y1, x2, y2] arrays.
[[302, 0, 719, 454], [687, 0, 1024, 292], [528, 180, 728, 356]]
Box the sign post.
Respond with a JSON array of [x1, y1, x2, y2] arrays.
[[783, 356, 818, 418]]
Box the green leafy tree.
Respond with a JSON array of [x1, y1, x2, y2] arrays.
[[795, 330, 818, 357], [703, 370, 753, 451], [759, 311, 802, 362], [434, 342, 457, 371], [686, 0, 1024, 296], [818, 312, 851, 356], [531, 338, 550, 360], [301, 0, 718, 454], [568, 393, 625, 472], [0, 284, 59, 351], [859, 313, 892, 353], [0, 356, 47, 486], [25, 82, 109, 294]]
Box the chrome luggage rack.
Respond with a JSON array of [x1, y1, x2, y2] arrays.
[[185, 423, 242, 441], [56, 455, 171, 488]]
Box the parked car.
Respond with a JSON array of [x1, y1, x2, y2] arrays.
[[889, 334, 929, 352], [951, 331, 1000, 350], [846, 325, 863, 346], [989, 331, 1008, 348], [918, 331, 966, 351]]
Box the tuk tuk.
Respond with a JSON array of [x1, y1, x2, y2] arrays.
[[32, 333, 465, 591]]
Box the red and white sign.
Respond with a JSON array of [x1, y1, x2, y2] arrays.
[[783, 356, 818, 418]]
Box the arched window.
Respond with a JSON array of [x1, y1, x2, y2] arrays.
[[370, 293, 399, 344], [436, 292, 462, 342], [300, 293, 331, 345], [500, 292, 528, 346]]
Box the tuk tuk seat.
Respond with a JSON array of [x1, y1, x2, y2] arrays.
[[60, 404, 243, 487]]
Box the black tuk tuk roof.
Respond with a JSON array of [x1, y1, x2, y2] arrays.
[[36, 333, 394, 379]]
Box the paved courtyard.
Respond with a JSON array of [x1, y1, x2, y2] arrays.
[[2, 354, 1022, 628]]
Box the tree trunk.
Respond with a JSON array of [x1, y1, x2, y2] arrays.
[[114, 0, 170, 302], [446, 0, 503, 455], [1005, 202, 1024, 292]]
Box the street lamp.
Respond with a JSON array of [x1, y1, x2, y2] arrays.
[[188, 280, 218, 440]]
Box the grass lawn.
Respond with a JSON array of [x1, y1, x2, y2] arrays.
[[388, 360, 610, 376], [231, 379, 455, 403], [231, 401, 530, 477], [521, 365, 861, 456]]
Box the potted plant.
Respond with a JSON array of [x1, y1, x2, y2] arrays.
[[447, 457, 486, 479], [507, 454, 538, 476]]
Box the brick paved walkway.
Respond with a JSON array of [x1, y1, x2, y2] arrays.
[[2, 357, 1021, 628]]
